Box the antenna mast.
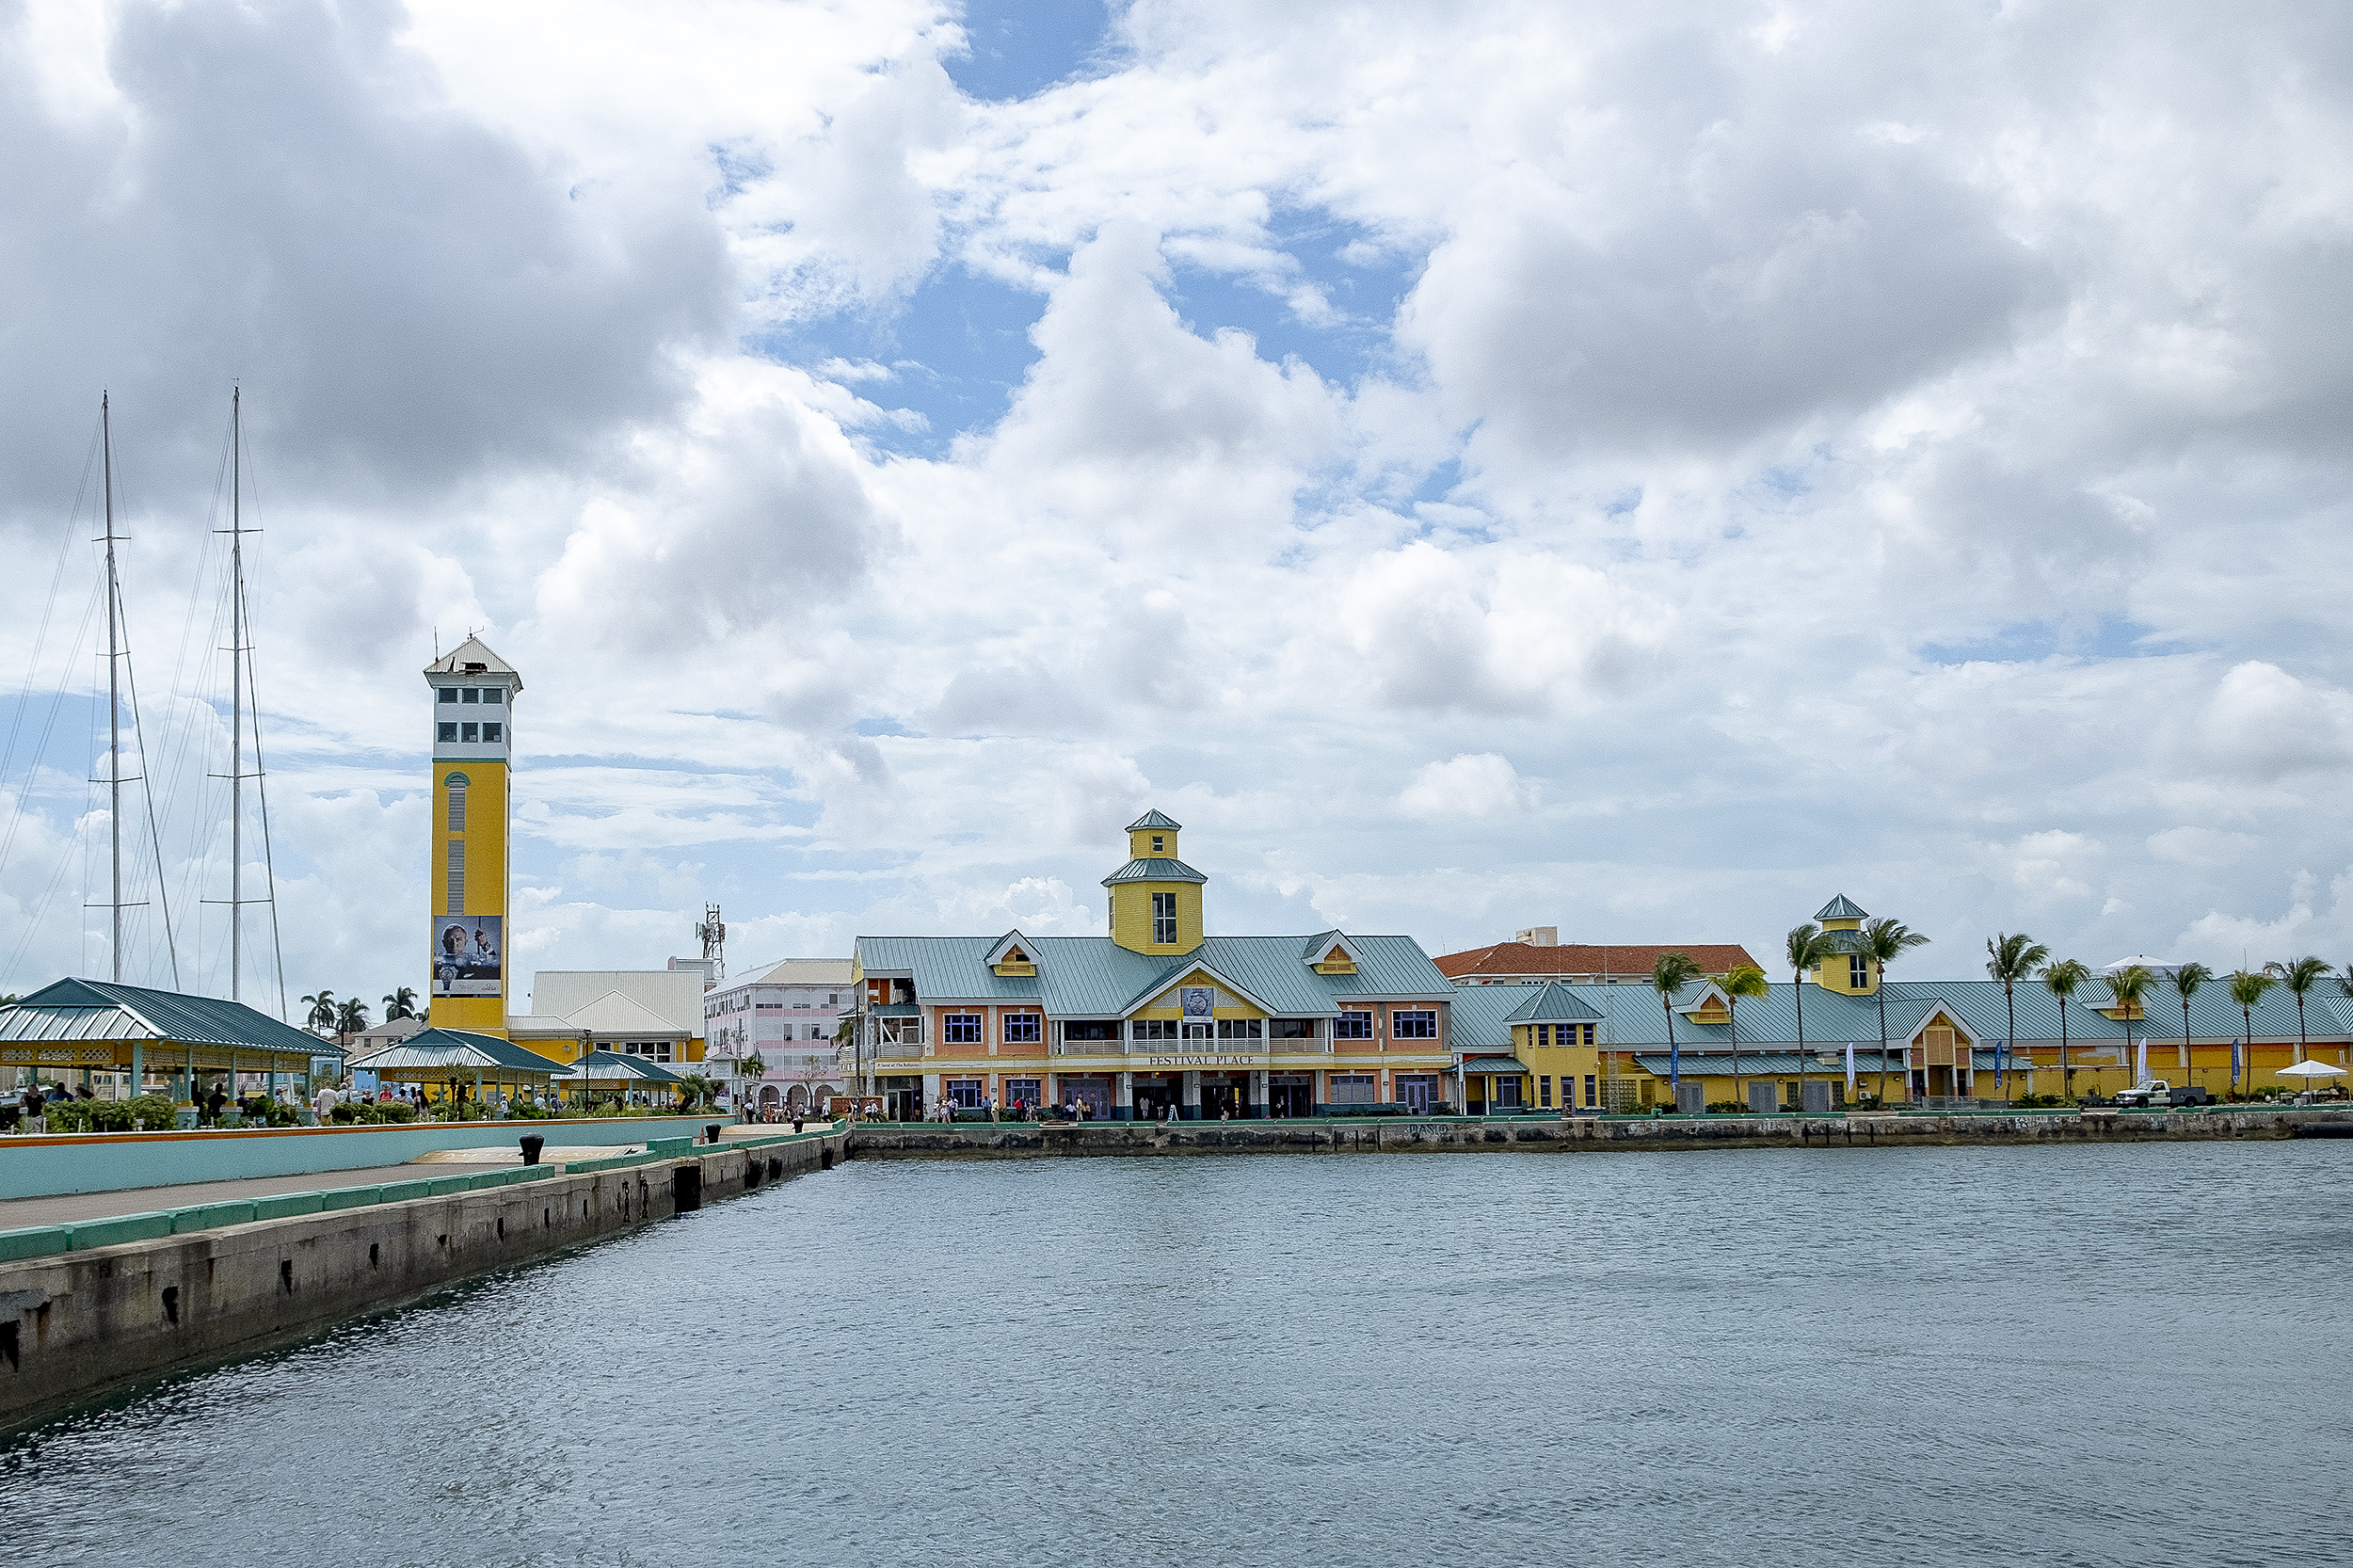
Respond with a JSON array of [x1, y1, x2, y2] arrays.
[[698, 904, 727, 979]]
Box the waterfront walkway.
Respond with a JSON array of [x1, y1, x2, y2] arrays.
[[0, 1122, 825, 1231]]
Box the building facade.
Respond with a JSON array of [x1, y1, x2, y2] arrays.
[[507, 966, 711, 1070], [700, 957, 856, 1113], [1439, 897, 2353, 1110], [424, 637, 520, 1037], [850, 812, 1459, 1119]]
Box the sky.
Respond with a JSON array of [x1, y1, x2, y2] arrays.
[[1, 0, 2349, 1016]]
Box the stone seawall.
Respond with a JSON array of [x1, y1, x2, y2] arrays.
[[0, 1128, 848, 1432], [850, 1107, 2353, 1157]]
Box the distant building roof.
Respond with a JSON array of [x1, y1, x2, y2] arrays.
[[562, 991, 682, 1037], [728, 957, 856, 988], [347, 1028, 563, 1078], [1100, 857, 1207, 887], [1128, 809, 1182, 830], [530, 969, 705, 1034], [1816, 894, 1868, 920], [424, 635, 520, 686], [1435, 942, 1760, 983]]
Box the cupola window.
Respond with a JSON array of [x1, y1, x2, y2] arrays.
[[1152, 891, 1176, 945]]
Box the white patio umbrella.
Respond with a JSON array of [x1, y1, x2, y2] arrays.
[[2279, 1060, 2347, 1079]]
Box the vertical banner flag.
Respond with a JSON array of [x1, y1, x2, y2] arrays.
[[1993, 1038, 2007, 1090], [2136, 1038, 2147, 1082], [2232, 1038, 2242, 1087], [1669, 1032, 1680, 1087], [1844, 1043, 1856, 1091]]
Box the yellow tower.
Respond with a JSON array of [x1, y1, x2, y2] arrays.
[[424, 637, 520, 1036], [1103, 809, 1206, 955], [1812, 893, 1875, 995]]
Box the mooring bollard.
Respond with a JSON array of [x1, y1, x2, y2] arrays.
[[704, 1123, 722, 1144], [520, 1134, 545, 1166]]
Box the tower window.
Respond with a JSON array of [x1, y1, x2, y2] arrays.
[[446, 782, 467, 832], [1849, 955, 1868, 987], [1151, 836, 1164, 853], [460, 688, 480, 704], [438, 688, 458, 704], [446, 840, 465, 914], [461, 723, 479, 743], [1151, 890, 1176, 944], [482, 723, 503, 743], [438, 723, 458, 743], [484, 688, 503, 705]]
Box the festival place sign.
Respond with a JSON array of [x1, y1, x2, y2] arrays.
[[1142, 1055, 1261, 1070]]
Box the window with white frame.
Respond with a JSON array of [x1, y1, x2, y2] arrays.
[[1151, 890, 1176, 944], [1003, 1014, 1041, 1044], [1333, 1011, 1373, 1040], [944, 1014, 982, 1045], [1393, 1010, 1437, 1039], [1849, 955, 1868, 987], [946, 1078, 984, 1108], [1130, 1019, 1178, 1042], [1214, 1019, 1263, 1039]]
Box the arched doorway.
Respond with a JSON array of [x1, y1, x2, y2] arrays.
[[784, 1083, 808, 1113]]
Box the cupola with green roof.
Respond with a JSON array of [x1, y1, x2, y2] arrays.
[[1103, 809, 1206, 955], [1811, 893, 1876, 995]]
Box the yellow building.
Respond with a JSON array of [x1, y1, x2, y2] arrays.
[[424, 637, 520, 1038]]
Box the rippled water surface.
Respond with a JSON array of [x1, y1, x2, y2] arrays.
[[8, 1142, 2351, 1566]]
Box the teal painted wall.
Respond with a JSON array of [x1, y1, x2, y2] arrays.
[[0, 1116, 725, 1201]]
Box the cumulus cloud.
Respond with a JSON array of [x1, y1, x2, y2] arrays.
[[4, 0, 2352, 1012]]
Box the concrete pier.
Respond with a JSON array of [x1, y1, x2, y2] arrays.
[[848, 1105, 2353, 1157], [0, 1126, 847, 1432]]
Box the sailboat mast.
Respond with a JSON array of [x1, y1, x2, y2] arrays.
[[230, 387, 243, 1002], [103, 393, 122, 983]]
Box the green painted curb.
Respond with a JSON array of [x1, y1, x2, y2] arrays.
[[0, 1224, 72, 1261], [69, 1211, 173, 1250], [171, 1201, 258, 1234], [425, 1176, 472, 1196], [319, 1185, 381, 1209], [250, 1192, 325, 1221], [376, 1179, 436, 1204]]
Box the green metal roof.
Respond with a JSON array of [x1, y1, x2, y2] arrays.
[[1458, 1057, 1528, 1075], [3, 978, 335, 1061], [558, 1049, 685, 1084], [1817, 895, 1868, 920], [853, 933, 1455, 1016], [347, 1029, 564, 1078], [1502, 982, 1605, 1024], [1631, 1051, 1897, 1076], [1127, 809, 1182, 831], [1100, 857, 1207, 887]]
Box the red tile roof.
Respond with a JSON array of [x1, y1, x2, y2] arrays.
[[1434, 941, 1762, 981]]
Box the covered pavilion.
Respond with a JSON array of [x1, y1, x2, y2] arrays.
[[555, 1048, 687, 1110], [0, 978, 334, 1105], [344, 1028, 564, 1109]]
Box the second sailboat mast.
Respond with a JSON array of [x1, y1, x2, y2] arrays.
[[230, 387, 244, 1002], [103, 393, 122, 983]]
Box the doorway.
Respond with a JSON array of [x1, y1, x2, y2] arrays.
[[1132, 1075, 1178, 1122], [1396, 1075, 1437, 1114], [1201, 1078, 1243, 1118], [1269, 1076, 1312, 1118]]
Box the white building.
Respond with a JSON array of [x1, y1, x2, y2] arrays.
[[700, 957, 856, 1114], [509, 961, 712, 1069]]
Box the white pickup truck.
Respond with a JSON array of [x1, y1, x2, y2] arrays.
[[2115, 1080, 2212, 1108]]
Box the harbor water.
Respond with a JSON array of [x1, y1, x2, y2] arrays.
[[5, 1141, 2349, 1566]]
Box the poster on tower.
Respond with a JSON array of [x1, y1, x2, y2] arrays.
[[432, 915, 503, 998]]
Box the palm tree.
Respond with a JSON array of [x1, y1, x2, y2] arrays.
[[2169, 962, 2213, 1084], [1651, 952, 1702, 1109], [1785, 924, 1830, 1105], [300, 990, 337, 1034], [2278, 956, 2333, 1064], [334, 998, 371, 1040], [1863, 918, 1930, 1104], [2105, 963, 2156, 1085], [2227, 969, 2274, 1099], [382, 986, 420, 1022], [2041, 958, 2090, 1099], [1984, 934, 2049, 1102], [1722, 962, 1769, 1112]]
